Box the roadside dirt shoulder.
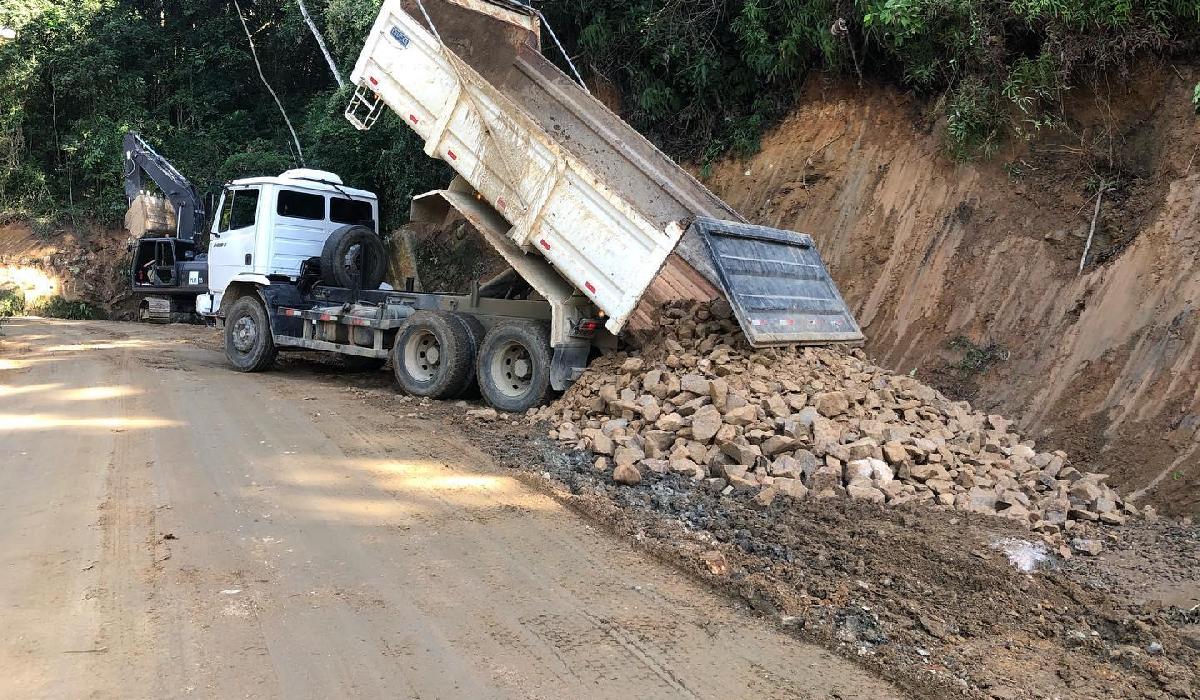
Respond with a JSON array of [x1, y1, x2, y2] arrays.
[[0, 319, 901, 699]]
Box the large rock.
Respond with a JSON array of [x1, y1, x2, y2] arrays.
[[769, 455, 802, 479], [723, 405, 758, 426], [845, 459, 875, 483], [656, 412, 686, 431], [812, 391, 850, 417], [613, 445, 645, 468], [762, 394, 790, 418], [669, 458, 705, 479], [582, 428, 614, 456], [848, 483, 886, 503], [774, 477, 809, 500], [962, 487, 997, 514], [809, 464, 844, 495], [691, 405, 722, 442], [721, 441, 761, 465], [811, 417, 842, 448], [761, 434, 798, 456], [612, 463, 641, 485], [845, 438, 881, 461], [882, 441, 908, 465], [722, 465, 758, 489], [680, 373, 711, 396], [709, 377, 730, 411]]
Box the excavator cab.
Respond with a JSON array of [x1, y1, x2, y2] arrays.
[[131, 238, 202, 289]]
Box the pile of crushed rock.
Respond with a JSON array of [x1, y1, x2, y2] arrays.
[[526, 301, 1143, 543]]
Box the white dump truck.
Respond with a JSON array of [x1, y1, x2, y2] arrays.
[[216, 0, 861, 412]]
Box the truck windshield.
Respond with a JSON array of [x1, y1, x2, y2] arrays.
[[218, 188, 261, 232]]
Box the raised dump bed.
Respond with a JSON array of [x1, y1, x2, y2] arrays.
[[346, 0, 862, 346]]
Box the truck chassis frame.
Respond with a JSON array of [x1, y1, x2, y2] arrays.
[[256, 281, 594, 392]]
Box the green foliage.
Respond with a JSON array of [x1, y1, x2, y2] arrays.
[[0, 0, 1197, 231], [946, 77, 1001, 160], [26, 295, 101, 320], [544, 0, 1200, 161], [1193, 82, 1200, 112], [0, 287, 25, 317], [0, 0, 446, 232], [948, 335, 1008, 373]]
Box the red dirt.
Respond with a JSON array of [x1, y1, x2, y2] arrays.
[[701, 64, 1200, 516]]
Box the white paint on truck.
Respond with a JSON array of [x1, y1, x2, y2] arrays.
[[347, 0, 678, 335], [203, 171, 379, 313]]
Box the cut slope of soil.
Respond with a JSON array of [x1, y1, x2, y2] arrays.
[[701, 65, 1200, 516]]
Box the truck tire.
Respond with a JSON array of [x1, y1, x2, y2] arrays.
[[225, 295, 277, 372], [451, 313, 486, 398], [321, 225, 387, 290], [476, 321, 553, 413], [391, 311, 475, 399]]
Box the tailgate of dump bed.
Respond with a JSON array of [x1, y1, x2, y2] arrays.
[[690, 218, 863, 346]]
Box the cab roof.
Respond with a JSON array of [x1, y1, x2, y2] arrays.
[[229, 171, 377, 200]]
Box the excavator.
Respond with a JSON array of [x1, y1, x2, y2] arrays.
[[122, 132, 209, 321]]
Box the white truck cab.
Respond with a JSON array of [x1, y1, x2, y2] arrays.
[[198, 169, 380, 315]]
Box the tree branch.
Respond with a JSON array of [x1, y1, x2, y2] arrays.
[[296, 0, 344, 88], [233, 0, 305, 166]]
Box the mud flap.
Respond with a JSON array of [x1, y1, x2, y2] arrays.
[[550, 344, 590, 391], [259, 283, 305, 339], [689, 217, 864, 346]]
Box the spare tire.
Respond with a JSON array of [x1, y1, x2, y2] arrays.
[[321, 224, 387, 289]]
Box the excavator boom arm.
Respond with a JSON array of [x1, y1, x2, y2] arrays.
[[123, 132, 206, 242]]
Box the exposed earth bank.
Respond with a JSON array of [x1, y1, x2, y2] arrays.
[[702, 65, 1200, 516]]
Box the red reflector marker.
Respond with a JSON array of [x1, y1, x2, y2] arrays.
[[368, 76, 378, 86], [447, 150, 457, 160], [585, 281, 596, 293], [409, 114, 419, 124], [539, 239, 551, 250]]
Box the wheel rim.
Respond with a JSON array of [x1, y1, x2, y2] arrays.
[[489, 340, 533, 398], [342, 243, 363, 276], [403, 329, 441, 382], [232, 314, 258, 352]]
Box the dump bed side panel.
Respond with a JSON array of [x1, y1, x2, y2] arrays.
[[351, 0, 680, 332], [349, 0, 864, 346], [396, 0, 734, 288]]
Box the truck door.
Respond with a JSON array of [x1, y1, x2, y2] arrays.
[[208, 186, 262, 301]]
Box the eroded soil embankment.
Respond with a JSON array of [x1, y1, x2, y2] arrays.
[[0, 223, 133, 316], [703, 66, 1200, 516]]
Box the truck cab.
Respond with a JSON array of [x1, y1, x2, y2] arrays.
[[199, 169, 380, 316]]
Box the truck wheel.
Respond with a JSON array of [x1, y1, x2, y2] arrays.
[[225, 295, 277, 372], [391, 311, 474, 399], [476, 321, 553, 412], [321, 224, 387, 289]]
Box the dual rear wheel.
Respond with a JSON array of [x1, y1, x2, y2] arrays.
[[391, 311, 552, 412]]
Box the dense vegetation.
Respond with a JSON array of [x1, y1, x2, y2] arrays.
[[1, 0, 1197, 230], [0, 0, 446, 231], [544, 0, 1200, 162]]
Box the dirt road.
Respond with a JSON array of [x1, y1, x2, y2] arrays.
[[0, 318, 900, 699]]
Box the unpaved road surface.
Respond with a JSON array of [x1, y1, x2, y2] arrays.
[[0, 318, 900, 699]]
